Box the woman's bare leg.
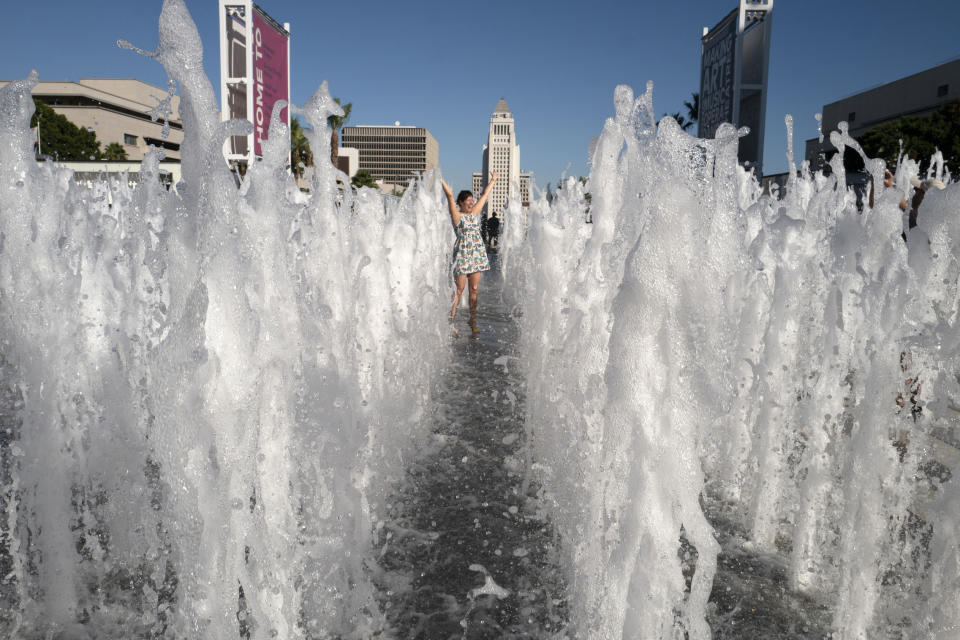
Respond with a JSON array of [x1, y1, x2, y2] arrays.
[[450, 275, 467, 322], [467, 272, 482, 332]]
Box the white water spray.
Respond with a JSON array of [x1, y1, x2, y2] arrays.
[[3, 2, 960, 638], [0, 2, 450, 638], [504, 82, 960, 639]]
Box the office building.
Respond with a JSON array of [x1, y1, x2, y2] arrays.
[[805, 57, 960, 169], [519, 171, 531, 207], [0, 78, 184, 161], [340, 124, 438, 187]]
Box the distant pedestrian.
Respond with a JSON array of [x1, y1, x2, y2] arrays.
[[870, 169, 946, 232], [894, 350, 921, 461], [486, 214, 501, 249], [441, 171, 499, 334], [872, 169, 945, 461]]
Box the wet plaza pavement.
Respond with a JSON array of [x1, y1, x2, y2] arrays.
[[375, 253, 568, 639], [372, 251, 839, 640]]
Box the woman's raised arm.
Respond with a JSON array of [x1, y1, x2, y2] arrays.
[[473, 171, 499, 214], [440, 176, 460, 226]]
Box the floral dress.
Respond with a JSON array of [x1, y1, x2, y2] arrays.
[[451, 212, 490, 276]]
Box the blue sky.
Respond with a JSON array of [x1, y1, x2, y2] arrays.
[[2, 0, 959, 192]]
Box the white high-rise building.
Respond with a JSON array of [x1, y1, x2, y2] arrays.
[[476, 98, 527, 222]]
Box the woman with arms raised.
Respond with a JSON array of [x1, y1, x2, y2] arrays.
[[441, 171, 499, 334]]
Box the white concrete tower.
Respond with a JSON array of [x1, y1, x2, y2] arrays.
[[479, 98, 520, 222]]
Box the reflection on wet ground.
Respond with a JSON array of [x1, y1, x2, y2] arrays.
[[701, 503, 833, 639], [376, 253, 567, 639]]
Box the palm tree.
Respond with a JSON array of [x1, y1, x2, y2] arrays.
[[684, 93, 699, 127], [658, 93, 699, 132], [103, 142, 127, 161], [659, 112, 694, 131], [290, 117, 312, 178], [351, 169, 377, 189], [328, 97, 352, 170], [673, 112, 694, 131]]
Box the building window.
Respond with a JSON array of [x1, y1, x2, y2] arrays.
[[938, 84, 949, 97], [847, 111, 856, 122], [124, 133, 138, 146]]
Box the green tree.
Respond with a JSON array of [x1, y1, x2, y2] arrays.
[[658, 92, 699, 132], [30, 99, 101, 160], [858, 100, 960, 172], [290, 116, 312, 178], [684, 92, 699, 125], [102, 142, 128, 161], [351, 169, 378, 189], [673, 112, 694, 131], [329, 97, 352, 169]]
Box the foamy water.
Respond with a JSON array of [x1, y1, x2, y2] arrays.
[[2, 1, 960, 638], [503, 82, 960, 639], [0, 2, 450, 637]]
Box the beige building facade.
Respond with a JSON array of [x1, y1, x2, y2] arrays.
[[474, 169, 531, 208], [0, 78, 184, 161], [519, 171, 532, 207], [340, 125, 439, 187], [46, 160, 183, 192]]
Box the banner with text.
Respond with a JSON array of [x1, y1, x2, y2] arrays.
[[698, 13, 737, 140], [252, 5, 289, 157]]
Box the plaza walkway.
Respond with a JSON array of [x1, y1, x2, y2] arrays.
[[372, 252, 835, 639], [375, 252, 568, 639]]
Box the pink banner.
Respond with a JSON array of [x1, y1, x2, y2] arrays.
[[252, 8, 289, 157]]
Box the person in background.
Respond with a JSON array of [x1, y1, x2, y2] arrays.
[[486, 214, 501, 249], [872, 169, 946, 460], [870, 169, 946, 232]]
